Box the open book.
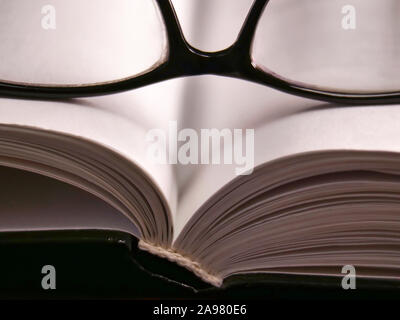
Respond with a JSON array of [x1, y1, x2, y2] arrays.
[[2, 74, 400, 287], [1, 0, 400, 288]]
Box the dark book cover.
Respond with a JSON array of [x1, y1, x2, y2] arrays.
[[1, 230, 399, 300]]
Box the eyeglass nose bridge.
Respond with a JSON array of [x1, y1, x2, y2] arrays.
[[167, 40, 252, 79], [159, 0, 267, 79]]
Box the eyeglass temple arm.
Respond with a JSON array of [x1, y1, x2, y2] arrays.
[[235, 0, 269, 56], [156, 0, 191, 55]]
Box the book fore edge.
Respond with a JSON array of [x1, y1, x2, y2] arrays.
[[138, 240, 223, 287]]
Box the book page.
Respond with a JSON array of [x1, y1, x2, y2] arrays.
[[170, 0, 400, 240], [0, 78, 186, 222], [0, 165, 139, 236], [173, 75, 400, 239]]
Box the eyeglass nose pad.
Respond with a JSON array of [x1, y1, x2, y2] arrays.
[[169, 0, 256, 53]]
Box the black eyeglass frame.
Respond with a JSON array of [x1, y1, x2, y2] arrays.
[[0, 0, 399, 104]]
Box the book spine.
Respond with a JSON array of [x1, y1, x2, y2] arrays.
[[138, 240, 223, 287]]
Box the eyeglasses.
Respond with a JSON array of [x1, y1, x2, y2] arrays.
[[0, 0, 399, 104]]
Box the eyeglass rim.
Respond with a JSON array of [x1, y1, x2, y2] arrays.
[[0, 0, 399, 105]]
